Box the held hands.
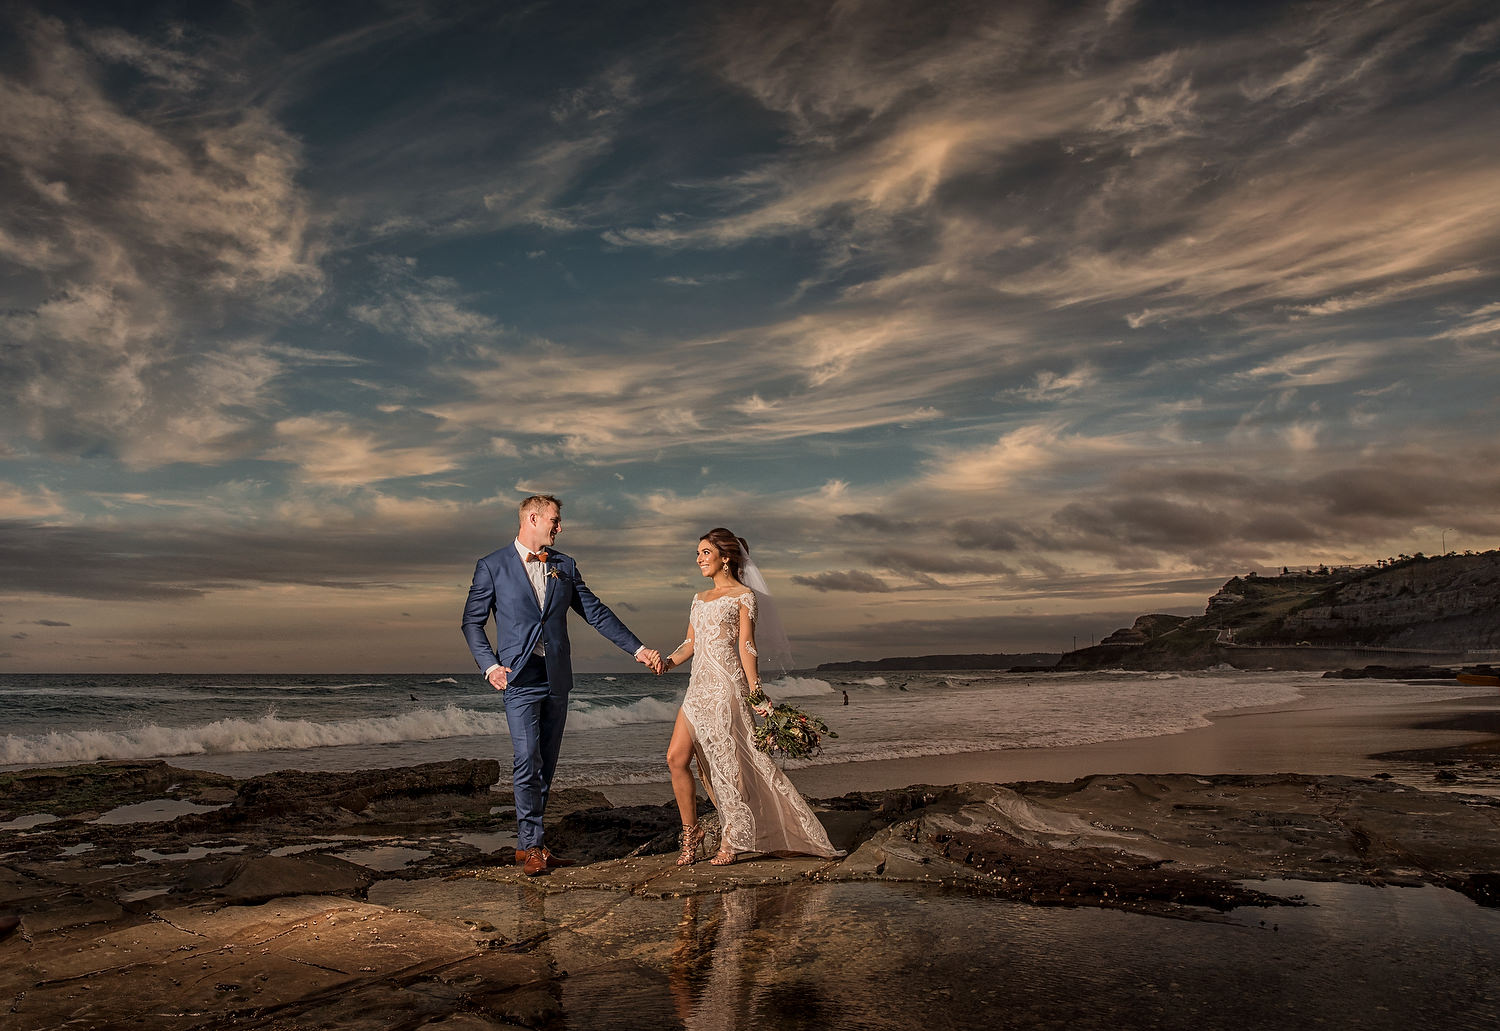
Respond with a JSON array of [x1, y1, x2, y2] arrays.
[[637, 648, 664, 674], [487, 665, 511, 691]]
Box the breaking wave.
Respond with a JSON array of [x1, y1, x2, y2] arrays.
[[766, 676, 835, 698], [566, 696, 680, 730], [0, 690, 699, 767], [0, 706, 511, 766]]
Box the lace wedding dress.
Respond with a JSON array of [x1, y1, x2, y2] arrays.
[[680, 592, 842, 858]]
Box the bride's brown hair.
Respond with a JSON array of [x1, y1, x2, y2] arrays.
[[700, 527, 749, 581]]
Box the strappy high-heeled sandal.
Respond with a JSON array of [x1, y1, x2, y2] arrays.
[[710, 848, 737, 866], [677, 823, 705, 866]]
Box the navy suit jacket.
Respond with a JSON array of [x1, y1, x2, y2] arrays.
[[461, 545, 643, 693]]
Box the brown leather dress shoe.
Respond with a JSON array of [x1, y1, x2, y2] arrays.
[[521, 847, 548, 876], [513, 846, 575, 869]]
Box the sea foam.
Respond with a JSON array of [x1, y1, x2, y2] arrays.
[[766, 676, 835, 698], [566, 696, 680, 730], [0, 705, 511, 766]]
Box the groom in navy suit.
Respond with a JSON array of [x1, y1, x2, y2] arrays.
[[462, 494, 661, 876]]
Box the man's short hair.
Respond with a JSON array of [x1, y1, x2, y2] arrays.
[[519, 494, 562, 521]]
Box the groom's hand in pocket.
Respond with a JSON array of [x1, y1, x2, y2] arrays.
[[487, 665, 511, 691]]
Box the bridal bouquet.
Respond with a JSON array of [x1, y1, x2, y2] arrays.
[[747, 689, 837, 762]]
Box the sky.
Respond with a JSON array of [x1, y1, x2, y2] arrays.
[[2, 0, 1499, 673]]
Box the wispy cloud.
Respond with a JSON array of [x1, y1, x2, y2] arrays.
[[349, 256, 506, 345], [269, 415, 459, 486], [0, 482, 65, 520], [791, 569, 894, 593]]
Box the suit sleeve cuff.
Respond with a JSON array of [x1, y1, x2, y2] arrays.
[[633, 646, 646, 659], [483, 664, 500, 677]]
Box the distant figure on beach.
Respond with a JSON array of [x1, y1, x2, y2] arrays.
[[658, 528, 842, 866], [842, 690, 849, 705], [462, 494, 662, 876]]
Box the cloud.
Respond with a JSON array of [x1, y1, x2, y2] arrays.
[[950, 518, 1025, 552], [1006, 365, 1099, 402], [791, 569, 893, 593], [550, 64, 636, 124], [322, 51, 643, 246], [269, 415, 459, 486], [1056, 497, 1235, 550], [348, 255, 504, 345], [34, 619, 70, 627], [921, 424, 1136, 493], [837, 512, 920, 536], [423, 306, 983, 460], [0, 482, 66, 519], [806, 610, 1143, 655], [868, 549, 1014, 578], [658, 272, 746, 286]]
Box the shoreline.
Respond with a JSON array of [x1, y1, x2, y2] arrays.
[[603, 682, 1500, 805]]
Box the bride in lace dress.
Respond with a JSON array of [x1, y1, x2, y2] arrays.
[[660, 528, 842, 866]]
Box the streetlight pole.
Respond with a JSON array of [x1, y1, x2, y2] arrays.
[[1443, 528, 1455, 554]]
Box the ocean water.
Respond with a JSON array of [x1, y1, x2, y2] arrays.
[[0, 668, 1476, 788]]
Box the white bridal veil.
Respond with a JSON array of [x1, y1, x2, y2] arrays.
[[737, 547, 795, 677]]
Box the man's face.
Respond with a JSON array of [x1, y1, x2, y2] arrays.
[[528, 503, 562, 546]]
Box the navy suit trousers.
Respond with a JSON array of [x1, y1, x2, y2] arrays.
[[502, 654, 567, 849]]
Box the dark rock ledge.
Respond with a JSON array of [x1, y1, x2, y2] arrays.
[[3, 761, 1500, 1028]]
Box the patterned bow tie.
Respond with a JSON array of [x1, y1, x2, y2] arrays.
[[525, 550, 549, 563]]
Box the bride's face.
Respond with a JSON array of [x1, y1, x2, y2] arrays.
[[696, 540, 724, 578]]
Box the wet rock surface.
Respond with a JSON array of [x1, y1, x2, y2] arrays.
[[3, 764, 1500, 1028]]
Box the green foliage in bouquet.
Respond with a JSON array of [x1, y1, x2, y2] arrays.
[[747, 689, 837, 761]]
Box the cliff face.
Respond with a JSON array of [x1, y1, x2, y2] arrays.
[[1277, 552, 1500, 649], [1058, 550, 1500, 669]]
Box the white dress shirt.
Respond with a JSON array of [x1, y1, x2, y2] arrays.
[[514, 537, 550, 613]]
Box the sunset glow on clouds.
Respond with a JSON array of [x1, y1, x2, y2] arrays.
[[2, 0, 1499, 671]]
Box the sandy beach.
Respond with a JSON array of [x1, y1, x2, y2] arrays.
[[609, 680, 1500, 803], [3, 680, 1499, 1030]]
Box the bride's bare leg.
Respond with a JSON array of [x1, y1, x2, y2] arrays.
[[667, 710, 699, 827], [667, 710, 705, 864]]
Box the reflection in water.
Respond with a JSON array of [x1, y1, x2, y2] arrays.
[[444, 874, 1499, 1030], [670, 895, 710, 1024], [671, 887, 833, 1031], [623, 879, 1500, 1031]]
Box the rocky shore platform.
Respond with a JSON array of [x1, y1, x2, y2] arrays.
[[4, 759, 1500, 1029]]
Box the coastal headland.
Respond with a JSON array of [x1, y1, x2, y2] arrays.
[[812, 552, 1500, 675], [1058, 550, 1500, 670], [5, 684, 1500, 1030]]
